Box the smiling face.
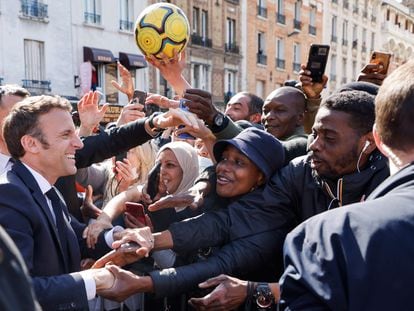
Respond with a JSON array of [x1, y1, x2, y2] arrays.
[[33, 108, 84, 184], [157, 148, 183, 195], [215, 145, 264, 198], [225, 93, 251, 122], [309, 107, 363, 179], [262, 88, 305, 140]]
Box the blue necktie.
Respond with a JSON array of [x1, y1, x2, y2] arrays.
[[46, 187, 70, 272]]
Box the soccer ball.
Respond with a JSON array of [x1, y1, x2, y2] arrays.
[[134, 3, 190, 59]]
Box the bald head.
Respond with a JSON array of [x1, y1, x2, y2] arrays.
[[262, 86, 306, 140]]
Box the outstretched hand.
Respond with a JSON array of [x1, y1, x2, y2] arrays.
[[92, 242, 149, 269], [111, 62, 134, 101], [77, 91, 108, 136], [188, 275, 248, 311]]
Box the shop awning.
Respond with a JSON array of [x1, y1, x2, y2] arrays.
[[119, 52, 147, 69], [83, 46, 115, 63]]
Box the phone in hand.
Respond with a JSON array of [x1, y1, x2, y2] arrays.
[[177, 99, 195, 140], [306, 44, 330, 83], [369, 51, 392, 75], [125, 202, 147, 226]]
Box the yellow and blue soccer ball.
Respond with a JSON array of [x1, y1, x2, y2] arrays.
[[135, 3, 190, 59]]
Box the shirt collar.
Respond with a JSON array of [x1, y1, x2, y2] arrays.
[[22, 163, 53, 195]]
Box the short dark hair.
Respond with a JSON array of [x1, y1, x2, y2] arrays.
[[0, 84, 30, 105], [375, 60, 414, 152], [239, 92, 264, 115], [321, 90, 375, 136], [3, 95, 72, 158]]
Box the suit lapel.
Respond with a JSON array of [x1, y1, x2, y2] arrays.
[[12, 162, 76, 272]]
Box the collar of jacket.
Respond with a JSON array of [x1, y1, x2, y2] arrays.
[[311, 149, 390, 208]]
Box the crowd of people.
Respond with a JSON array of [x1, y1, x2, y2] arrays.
[[0, 48, 413, 311]]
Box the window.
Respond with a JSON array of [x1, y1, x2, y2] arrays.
[[193, 7, 200, 34], [119, 0, 133, 31], [294, 1, 301, 30], [362, 28, 367, 51], [276, 38, 285, 69], [342, 21, 348, 45], [23, 39, 50, 94], [309, 6, 316, 35], [331, 16, 337, 42], [330, 54, 337, 81], [21, 0, 48, 19], [257, 0, 267, 17], [192, 63, 210, 91], [84, 0, 101, 24], [257, 32, 267, 64], [201, 10, 208, 39], [352, 24, 358, 48], [276, 0, 285, 24], [386, 9, 390, 21], [293, 43, 301, 72], [371, 32, 375, 51], [352, 60, 357, 80], [256, 80, 265, 99], [342, 58, 347, 84], [192, 7, 211, 47], [224, 70, 236, 101], [226, 18, 238, 53]]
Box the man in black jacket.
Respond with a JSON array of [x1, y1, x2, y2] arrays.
[[94, 89, 390, 305], [279, 59, 414, 310]]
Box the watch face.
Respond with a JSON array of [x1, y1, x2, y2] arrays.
[[214, 113, 224, 126], [255, 285, 274, 308]]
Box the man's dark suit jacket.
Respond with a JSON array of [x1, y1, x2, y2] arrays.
[[0, 226, 40, 311], [56, 118, 153, 220], [0, 161, 109, 310]]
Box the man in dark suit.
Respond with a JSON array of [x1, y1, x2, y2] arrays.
[[0, 225, 40, 311], [0, 95, 117, 310]]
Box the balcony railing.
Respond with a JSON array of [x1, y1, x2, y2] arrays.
[[352, 39, 358, 49], [257, 53, 267, 65], [309, 25, 316, 35], [294, 19, 302, 30], [21, 0, 48, 19], [225, 43, 240, 54], [293, 62, 301, 72], [225, 0, 239, 4], [343, 1, 349, 9], [342, 39, 348, 46], [22, 79, 51, 95], [191, 34, 212, 48], [276, 58, 285, 69], [257, 6, 267, 18], [331, 35, 338, 43], [84, 12, 101, 24], [276, 13, 286, 24], [119, 20, 133, 31]]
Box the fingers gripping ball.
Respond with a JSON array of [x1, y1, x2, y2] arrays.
[[135, 3, 190, 59]]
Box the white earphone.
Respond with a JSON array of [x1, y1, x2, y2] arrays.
[[362, 141, 370, 153]]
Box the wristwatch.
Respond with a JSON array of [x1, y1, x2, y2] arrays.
[[213, 112, 225, 127], [254, 283, 275, 310]]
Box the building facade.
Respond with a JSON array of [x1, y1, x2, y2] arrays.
[[0, 0, 148, 105]]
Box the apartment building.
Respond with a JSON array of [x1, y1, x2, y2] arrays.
[[0, 0, 148, 104], [244, 0, 323, 99], [380, 0, 414, 69], [323, 0, 382, 94]]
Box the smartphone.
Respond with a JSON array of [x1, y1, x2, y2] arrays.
[[369, 51, 392, 75], [131, 90, 147, 105], [114, 152, 127, 164], [125, 202, 147, 225], [306, 44, 330, 83], [177, 99, 195, 140]]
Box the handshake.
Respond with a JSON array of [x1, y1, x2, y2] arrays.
[[86, 227, 156, 302]]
